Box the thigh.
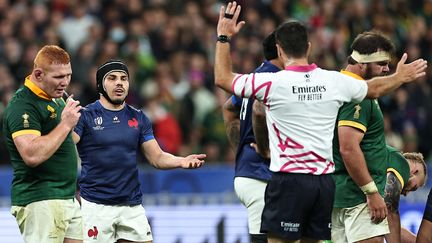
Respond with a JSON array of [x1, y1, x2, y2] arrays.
[[116, 204, 153, 242], [304, 175, 334, 240], [234, 177, 267, 234], [261, 173, 315, 240], [81, 197, 116, 243], [343, 203, 389, 243], [11, 200, 71, 243], [331, 208, 348, 243], [64, 199, 83, 241]]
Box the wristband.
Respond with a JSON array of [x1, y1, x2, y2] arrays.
[[217, 35, 231, 43], [360, 181, 378, 195]]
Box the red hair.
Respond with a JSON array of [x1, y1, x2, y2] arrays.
[[34, 45, 70, 70]]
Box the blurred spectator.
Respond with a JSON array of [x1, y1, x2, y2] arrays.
[[0, 0, 431, 165]]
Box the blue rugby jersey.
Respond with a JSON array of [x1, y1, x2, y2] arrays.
[[74, 100, 154, 205], [233, 60, 280, 181]]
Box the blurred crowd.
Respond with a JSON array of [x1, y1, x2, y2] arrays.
[[0, 0, 431, 165]]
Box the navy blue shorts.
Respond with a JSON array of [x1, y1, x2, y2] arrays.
[[423, 188, 432, 222], [260, 172, 334, 240]]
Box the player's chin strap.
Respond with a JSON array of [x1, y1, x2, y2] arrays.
[[350, 50, 390, 63]]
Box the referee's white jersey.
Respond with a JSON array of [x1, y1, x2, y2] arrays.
[[232, 64, 367, 175]]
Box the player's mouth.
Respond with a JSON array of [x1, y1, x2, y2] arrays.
[[114, 88, 125, 96]]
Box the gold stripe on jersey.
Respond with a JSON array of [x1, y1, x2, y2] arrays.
[[387, 167, 405, 189], [338, 120, 367, 133], [340, 70, 364, 80], [24, 76, 51, 100], [12, 129, 41, 139]]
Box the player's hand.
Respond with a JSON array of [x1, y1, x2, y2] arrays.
[[181, 154, 206, 169], [217, 1, 245, 38], [61, 94, 81, 130], [366, 192, 388, 224], [250, 143, 270, 159], [395, 53, 427, 83]]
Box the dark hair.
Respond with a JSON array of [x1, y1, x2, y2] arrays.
[[262, 31, 278, 61], [275, 20, 308, 58], [348, 31, 395, 64]]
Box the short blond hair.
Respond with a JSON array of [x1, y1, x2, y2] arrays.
[[34, 45, 70, 70], [403, 152, 428, 185]]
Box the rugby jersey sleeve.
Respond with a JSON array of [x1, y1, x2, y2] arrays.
[[231, 72, 275, 102], [387, 147, 410, 189], [73, 109, 86, 137], [6, 101, 42, 139], [337, 100, 372, 133], [336, 73, 368, 103], [138, 112, 155, 145]]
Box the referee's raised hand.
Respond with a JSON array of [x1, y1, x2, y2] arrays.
[[217, 1, 245, 38]]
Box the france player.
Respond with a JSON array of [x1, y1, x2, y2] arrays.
[[72, 60, 206, 243]]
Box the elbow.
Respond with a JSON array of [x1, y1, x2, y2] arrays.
[[367, 89, 381, 99], [23, 156, 42, 168], [215, 76, 225, 89], [339, 143, 355, 159]]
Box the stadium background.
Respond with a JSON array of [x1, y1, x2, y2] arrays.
[[0, 0, 431, 242]]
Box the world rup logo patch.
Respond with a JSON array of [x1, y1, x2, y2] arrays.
[[93, 116, 104, 130]]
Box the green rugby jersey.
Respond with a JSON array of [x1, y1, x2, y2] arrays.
[[333, 71, 388, 208], [3, 77, 78, 206], [387, 145, 410, 189]]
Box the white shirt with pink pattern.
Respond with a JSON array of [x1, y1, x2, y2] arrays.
[[232, 64, 367, 175]]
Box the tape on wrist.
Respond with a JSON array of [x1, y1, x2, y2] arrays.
[[360, 181, 378, 195]]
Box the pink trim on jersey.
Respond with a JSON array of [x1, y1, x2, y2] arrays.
[[231, 74, 244, 94], [322, 160, 335, 174], [250, 74, 272, 108], [273, 123, 304, 151], [284, 63, 317, 72]]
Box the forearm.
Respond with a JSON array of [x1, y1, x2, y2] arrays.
[[225, 119, 240, 151], [222, 99, 240, 151], [252, 101, 269, 158], [214, 42, 236, 93], [150, 151, 183, 169], [19, 122, 72, 167], [386, 211, 401, 243], [366, 73, 403, 99]]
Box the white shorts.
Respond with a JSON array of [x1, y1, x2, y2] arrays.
[[81, 197, 153, 243], [11, 199, 83, 243], [332, 202, 389, 243], [234, 176, 267, 234]]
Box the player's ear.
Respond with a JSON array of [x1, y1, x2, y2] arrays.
[[33, 68, 44, 80]]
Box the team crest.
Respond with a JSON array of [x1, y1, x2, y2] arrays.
[[47, 105, 57, 119], [22, 113, 29, 128], [353, 104, 361, 119]]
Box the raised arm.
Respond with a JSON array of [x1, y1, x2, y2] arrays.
[[384, 171, 404, 243], [214, 1, 245, 93], [365, 53, 427, 98], [252, 100, 269, 159], [222, 97, 241, 151], [141, 139, 206, 169]]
